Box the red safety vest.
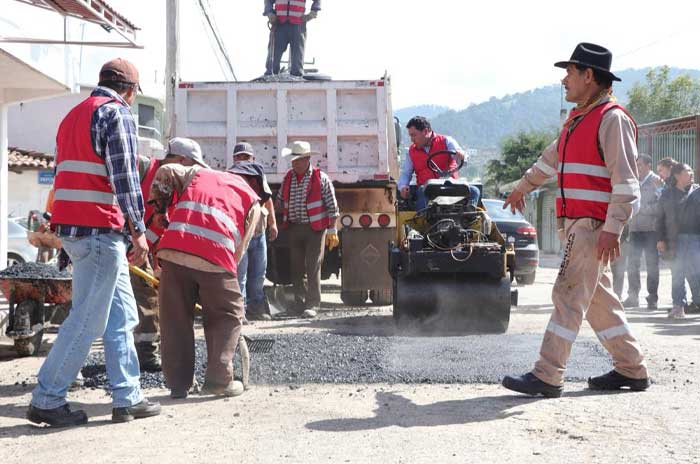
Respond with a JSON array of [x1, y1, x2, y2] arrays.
[[158, 169, 258, 275], [52, 96, 125, 230], [140, 158, 163, 247], [275, 0, 306, 24], [408, 133, 458, 186], [556, 101, 637, 221], [280, 167, 331, 231]]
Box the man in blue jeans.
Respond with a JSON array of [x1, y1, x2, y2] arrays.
[[397, 116, 480, 211], [228, 143, 278, 321], [28, 59, 161, 427]]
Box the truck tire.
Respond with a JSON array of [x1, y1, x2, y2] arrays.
[[369, 289, 392, 306], [340, 290, 368, 306], [516, 270, 536, 286]]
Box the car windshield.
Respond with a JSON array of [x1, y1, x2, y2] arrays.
[[8, 221, 28, 236], [482, 199, 525, 220]]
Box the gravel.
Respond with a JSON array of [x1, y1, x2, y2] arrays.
[[80, 332, 610, 391], [0, 262, 71, 280]]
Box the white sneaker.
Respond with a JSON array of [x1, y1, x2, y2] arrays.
[[669, 305, 686, 319], [302, 309, 317, 319]]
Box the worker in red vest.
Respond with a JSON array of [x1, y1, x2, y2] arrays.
[[277, 140, 339, 318], [29, 58, 161, 427], [148, 138, 261, 399], [502, 43, 649, 398], [263, 0, 321, 76], [129, 138, 205, 372], [398, 116, 481, 211]]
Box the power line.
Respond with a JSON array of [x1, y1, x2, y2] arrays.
[[195, 0, 228, 79], [197, 0, 237, 81]]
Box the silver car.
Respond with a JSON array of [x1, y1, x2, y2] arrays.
[[7, 218, 38, 267]]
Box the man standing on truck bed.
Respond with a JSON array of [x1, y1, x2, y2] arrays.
[[501, 43, 649, 398], [398, 116, 480, 211], [264, 0, 321, 77], [277, 141, 339, 319]]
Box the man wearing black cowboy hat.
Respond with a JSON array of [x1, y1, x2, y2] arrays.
[[502, 43, 649, 397]]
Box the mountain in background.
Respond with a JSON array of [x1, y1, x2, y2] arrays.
[[395, 67, 700, 151]]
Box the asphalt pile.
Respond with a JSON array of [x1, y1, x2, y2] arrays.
[[80, 332, 610, 391], [0, 262, 71, 280]]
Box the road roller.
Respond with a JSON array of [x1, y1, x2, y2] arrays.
[[388, 150, 517, 333]]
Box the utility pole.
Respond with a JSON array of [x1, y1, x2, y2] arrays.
[[165, 0, 179, 139]]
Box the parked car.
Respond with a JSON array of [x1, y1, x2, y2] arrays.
[[6, 217, 38, 268], [482, 199, 539, 285]]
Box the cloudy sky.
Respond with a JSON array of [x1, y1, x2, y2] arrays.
[[2, 0, 699, 109]]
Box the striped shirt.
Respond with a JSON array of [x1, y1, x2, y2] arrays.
[[54, 86, 145, 237], [282, 165, 339, 229]]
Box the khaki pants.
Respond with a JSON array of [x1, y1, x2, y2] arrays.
[[130, 260, 160, 349], [533, 218, 648, 386], [287, 223, 325, 308], [159, 260, 244, 390]]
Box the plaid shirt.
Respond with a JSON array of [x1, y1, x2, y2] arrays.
[[281, 165, 339, 230], [54, 86, 145, 237]]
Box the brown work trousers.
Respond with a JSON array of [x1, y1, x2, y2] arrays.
[[533, 218, 648, 386], [287, 223, 326, 308], [130, 259, 160, 346], [159, 260, 244, 390]]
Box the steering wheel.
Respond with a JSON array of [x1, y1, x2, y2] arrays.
[[427, 150, 464, 178]]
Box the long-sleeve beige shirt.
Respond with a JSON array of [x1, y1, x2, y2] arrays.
[[515, 102, 640, 235], [148, 164, 261, 273]]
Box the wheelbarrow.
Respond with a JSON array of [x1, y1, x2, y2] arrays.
[[0, 271, 72, 356], [129, 265, 251, 389]]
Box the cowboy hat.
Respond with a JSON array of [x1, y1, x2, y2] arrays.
[[281, 141, 318, 162], [554, 42, 621, 82]]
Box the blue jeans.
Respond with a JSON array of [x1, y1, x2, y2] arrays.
[[237, 233, 267, 312], [627, 231, 659, 301], [31, 232, 143, 409], [415, 184, 481, 211], [671, 234, 700, 307]]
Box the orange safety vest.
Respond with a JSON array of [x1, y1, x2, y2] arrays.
[[280, 167, 331, 231], [157, 169, 258, 275], [408, 133, 458, 186], [52, 96, 125, 230], [556, 101, 637, 221], [275, 0, 306, 25]]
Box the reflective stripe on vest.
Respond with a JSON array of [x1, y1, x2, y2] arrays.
[[55, 160, 108, 176], [175, 200, 242, 245], [53, 188, 117, 205], [555, 102, 637, 221], [145, 228, 160, 245], [167, 221, 237, 255]]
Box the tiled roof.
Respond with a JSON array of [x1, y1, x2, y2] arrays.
[[7, 147, 55, 171]]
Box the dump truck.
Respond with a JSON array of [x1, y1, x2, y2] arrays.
[[174, 76, 400, 306]]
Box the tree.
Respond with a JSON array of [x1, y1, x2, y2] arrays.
[[627, 66, 700, 124], [484, 130, 555, 196]]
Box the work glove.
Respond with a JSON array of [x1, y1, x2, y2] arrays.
[[325, 230, 339, 251], [304, 11, 317, 21], [267, 13, 277, 24]]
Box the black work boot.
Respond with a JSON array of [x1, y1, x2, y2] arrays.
[[646, 295, 658, 310], [27, 404, 88, 428], [622, 296, 639, 308], [588, 370, 650, 391], [502, 372, 563, 398], [136, 342, 162, 372], [112, 399, 162, 423]]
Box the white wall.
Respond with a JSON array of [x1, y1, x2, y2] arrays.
[[8, 170, 52, 219], [8, 90, 88, 154]]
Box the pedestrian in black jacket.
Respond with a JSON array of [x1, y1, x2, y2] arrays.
[[657, 163, 700, 318]]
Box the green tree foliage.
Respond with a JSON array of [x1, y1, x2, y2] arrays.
[[485, 130, 556, 195], [627, 66, 700, 124]]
